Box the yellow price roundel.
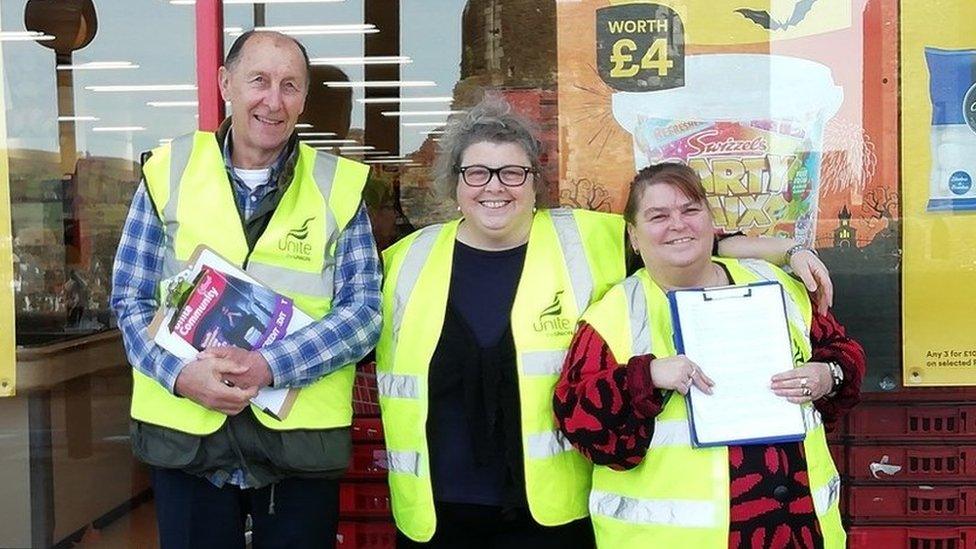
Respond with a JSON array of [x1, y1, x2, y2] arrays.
[[597, 4, 685, 92]]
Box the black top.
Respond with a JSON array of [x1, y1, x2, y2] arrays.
[[427, 240, 528, 507], [449, 241, 526, 347]]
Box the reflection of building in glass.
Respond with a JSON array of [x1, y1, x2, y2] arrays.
[[458, 0, 559, 185], [9, 147, 137, 333], [459, 0, 556, 90], [9, 0, 157, 339], [9, 150, 65, 319], [399, 0, 562, 228]]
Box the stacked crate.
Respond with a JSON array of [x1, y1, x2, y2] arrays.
[[845, 390, 976, 548], [827, 418, 847, 519], [337, 362, 397, 548]]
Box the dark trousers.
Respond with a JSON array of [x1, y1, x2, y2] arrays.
[[151, 467, 340, 549], [396, 502, 595, 549]]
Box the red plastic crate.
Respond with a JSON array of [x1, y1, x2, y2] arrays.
[[848, 486, 976, 521], [848, 405, 976, 439], [848, 445, 976, 482], [826, 423, 847, 443], [339, 482, 392, 519], [346, 444, 389, 480], [352, 417, 385, 443], [848, 526, 976, 549], [354, 362, 380, 416], [336, 521, 396, 548], [829, 443, 846, 477]]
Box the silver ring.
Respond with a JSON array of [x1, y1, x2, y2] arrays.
[[799, 377, 808, 388], [802, 386, 812, 397]]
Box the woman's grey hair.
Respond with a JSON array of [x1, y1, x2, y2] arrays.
[[432, 95, 549, 205]]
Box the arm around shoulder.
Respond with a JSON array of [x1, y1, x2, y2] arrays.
[[717, 235, 833, 313]]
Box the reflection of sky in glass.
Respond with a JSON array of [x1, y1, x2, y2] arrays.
[[1, 0, 465, 157], [251, 0, 464, 154], [2, 0, 196, 158], [400, 0, 462, 153]]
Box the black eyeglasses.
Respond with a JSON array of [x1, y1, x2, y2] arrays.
[[456, 164, 535, 187]]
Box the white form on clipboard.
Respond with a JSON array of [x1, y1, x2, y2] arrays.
[[668, 281, 807, 447]]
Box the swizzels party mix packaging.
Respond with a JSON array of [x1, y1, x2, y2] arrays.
[[613, 54, 843, 245]]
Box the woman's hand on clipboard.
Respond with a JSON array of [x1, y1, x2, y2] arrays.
[[770, 362, 833, 403], [650, 355, 715, 396]]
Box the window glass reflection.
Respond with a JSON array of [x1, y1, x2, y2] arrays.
[[2, 0, 195, 345]]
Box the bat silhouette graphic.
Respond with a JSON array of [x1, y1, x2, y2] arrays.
[[735, 0, 818, 31]]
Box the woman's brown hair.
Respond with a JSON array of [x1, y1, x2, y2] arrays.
[[622, 162, 708, 224]]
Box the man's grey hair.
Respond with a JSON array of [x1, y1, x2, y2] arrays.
[[432, 95, 549, 204]]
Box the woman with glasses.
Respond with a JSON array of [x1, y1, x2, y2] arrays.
[[376, 97, 833, 548]]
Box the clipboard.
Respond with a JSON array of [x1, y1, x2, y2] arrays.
[[148, 245, 300, 421], [668, 281, 807, 448]]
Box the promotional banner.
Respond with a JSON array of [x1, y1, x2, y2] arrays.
[[901, 0, 976, 385], [557, 0, 901, 390], [0, 6, 16, 396]]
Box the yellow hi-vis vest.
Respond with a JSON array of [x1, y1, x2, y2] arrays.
[[581, 258, 844, 549], [377, 208, 625, 542], [133, 130, 369, 434]]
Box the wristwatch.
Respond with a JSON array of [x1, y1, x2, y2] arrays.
[[785, 244, 815, 261], [826, 361, 845, 397]]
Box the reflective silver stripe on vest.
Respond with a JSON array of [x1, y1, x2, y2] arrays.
[[161, 134, 195, 279], [387, 450, 422, 476], [589, 490, 718, 528], [521, 350, 567, 376], [803, 405, 823, 430], [813, 475, 841, 516], [247, 261, 334, 300], [311, 151, 341, 259], [648, 419, 693, 448], [377, 372, 420, 399], [622, 276, 652, 356], [391, 224, 443, 355], [525, 430, 575, 460], [737, 259, 810, 337], [549, 209, 594, 315]]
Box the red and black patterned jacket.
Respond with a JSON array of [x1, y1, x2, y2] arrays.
[[554, 298, 865, 549]]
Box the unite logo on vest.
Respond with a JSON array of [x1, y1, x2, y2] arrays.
[[533, 290, 573, 337], [277, 216, 316, 263]]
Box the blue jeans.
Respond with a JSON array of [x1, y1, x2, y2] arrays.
[[151, 467, 339, 549]]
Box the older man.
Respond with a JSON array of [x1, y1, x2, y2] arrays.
[[111, 31, 380, 548]]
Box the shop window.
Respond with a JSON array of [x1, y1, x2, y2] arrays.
[[2, 0, 196, 346]]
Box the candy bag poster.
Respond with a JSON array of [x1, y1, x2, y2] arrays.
[[901, 0, 976, 386], [556, 0, 902, 389]]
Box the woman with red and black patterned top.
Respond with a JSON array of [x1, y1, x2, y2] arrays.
[[553, 163, 865, 549]]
